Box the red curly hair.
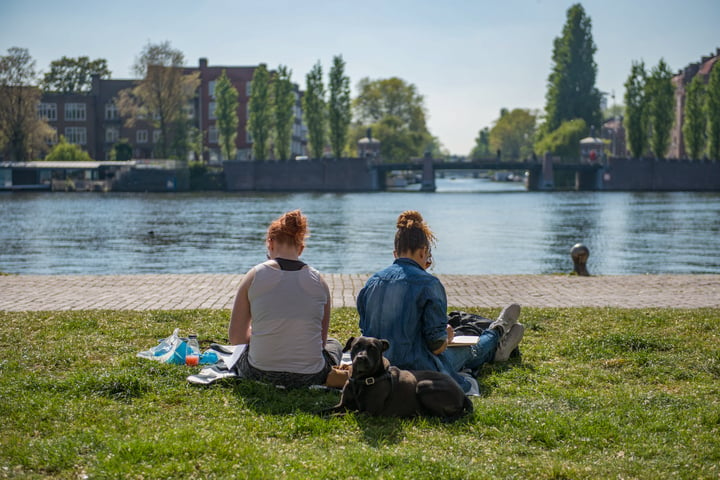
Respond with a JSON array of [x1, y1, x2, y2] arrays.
[[267, 209, 308, 248]]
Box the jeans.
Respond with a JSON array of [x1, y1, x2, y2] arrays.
[[444, 329, 500, 372]]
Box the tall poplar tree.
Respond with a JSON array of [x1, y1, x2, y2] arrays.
[[247, 64, 271, 161], [706, 64, 720, 161], [646, 59, 675, 159], [682, 75, 706, 160], [542, 3, 602, 135], [303, 62, 326, 159], [624, 61, 648, 158], [272, 65, 295, 161], [117, 41, 199, 159], [328, 55, 351, 158], [214, 70, 239, 161]]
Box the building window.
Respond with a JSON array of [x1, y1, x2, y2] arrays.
[[65, 127, 87, 145], [153, 130, 161, 144], [208, 80, 216, 98], [105, 127, 119, 143], [208, 126, 218, 144], [184, 103, 195, 119], [209, 102, 217, 120], [105, 102, 118, 120], [137, 129, 148, 143], [64, 103, 86, 121], [46, 128, 58, 146], [246, 81, 252, 96], [38, 103, 57, 121]]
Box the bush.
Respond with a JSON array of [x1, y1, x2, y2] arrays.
[[535, 118, 587, 162], [44, 135, 92, 162]]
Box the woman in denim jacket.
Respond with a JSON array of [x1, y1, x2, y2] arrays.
[[356, 210, 524, 393]]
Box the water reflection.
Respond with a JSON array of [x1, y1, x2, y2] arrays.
[[1, 182, 719, 275]]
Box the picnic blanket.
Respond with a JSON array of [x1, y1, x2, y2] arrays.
[[186, 345, 354, 387]]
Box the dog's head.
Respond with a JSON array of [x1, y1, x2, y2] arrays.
[[343, 336, 390, 378]]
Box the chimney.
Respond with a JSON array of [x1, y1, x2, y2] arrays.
[[199, 58, 208, 69]]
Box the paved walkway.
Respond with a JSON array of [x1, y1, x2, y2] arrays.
[[1, 274, 719, 311]]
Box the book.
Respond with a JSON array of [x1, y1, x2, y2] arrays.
[[448, 335, 480, 347]]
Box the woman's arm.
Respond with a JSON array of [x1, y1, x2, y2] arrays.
[[228, 268, 256, 345], [320, 276, 332, 345]]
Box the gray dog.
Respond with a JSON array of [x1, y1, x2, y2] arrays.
[[326, 336, 473, 419]]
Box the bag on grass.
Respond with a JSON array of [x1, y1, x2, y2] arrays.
[[137, 328, 188, 365]]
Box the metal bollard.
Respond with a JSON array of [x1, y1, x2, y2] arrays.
[[570, 243, 590, 276]]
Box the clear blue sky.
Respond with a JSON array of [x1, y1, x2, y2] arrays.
[[1, 0, 718, 155]]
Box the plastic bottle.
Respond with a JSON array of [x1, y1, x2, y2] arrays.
[[186, 334, 200, 366]]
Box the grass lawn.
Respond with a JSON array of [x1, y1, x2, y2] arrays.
[[1, 307, 718, 479]]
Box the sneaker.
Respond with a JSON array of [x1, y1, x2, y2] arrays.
[[488, 303, 521, 337], [494, 323, 525, 362]]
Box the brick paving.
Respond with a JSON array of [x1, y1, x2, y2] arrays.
[[1, 274, 719, 311]]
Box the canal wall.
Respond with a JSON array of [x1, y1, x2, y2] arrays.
[[223, 158, 378, 192], [111, 166, 190, 192], [601, 157, 720, 191]]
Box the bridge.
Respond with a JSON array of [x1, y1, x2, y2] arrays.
[[372, 157, 604, 191]]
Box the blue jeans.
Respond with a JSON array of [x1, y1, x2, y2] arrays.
[[444, 329, 500, 372]]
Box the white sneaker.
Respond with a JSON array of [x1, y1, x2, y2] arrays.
[[488, 303, 521, 337], [493, 323, 525, 362]]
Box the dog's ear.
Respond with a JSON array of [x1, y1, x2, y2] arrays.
[[342, 336, 355, 352], [380, 339, 390, 352]]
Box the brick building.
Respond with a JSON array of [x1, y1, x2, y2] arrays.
[[669, 48, 719, 159], [38, 58, 307, 162]]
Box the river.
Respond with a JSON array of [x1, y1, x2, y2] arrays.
[[1, 178, 719, 275]]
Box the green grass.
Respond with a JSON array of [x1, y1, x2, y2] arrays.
[[1, 307, 718, 479]]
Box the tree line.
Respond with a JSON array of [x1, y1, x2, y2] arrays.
[[0, 42, 437, 163], [470, 3, 720, 162]]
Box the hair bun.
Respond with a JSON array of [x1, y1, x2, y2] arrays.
[[397, 210, 424, 230], [268, 209, 308, 247]]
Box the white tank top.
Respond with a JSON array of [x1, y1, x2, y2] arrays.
[[247, 262, 328, 374]]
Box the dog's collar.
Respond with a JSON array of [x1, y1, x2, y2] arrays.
[[350, 369, 392, 387]]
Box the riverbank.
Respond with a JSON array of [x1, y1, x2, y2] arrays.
[[1, 274, 719, 311]]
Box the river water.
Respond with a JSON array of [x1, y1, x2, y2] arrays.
[[1, 178, 719, 275]]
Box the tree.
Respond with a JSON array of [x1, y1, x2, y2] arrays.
[[706, 64, 720, 161], [542, 3, 601, 136], [534, 118, 587, 162], [111, 139, 133, 161], [682, 75, 706, 160], [488, 108, 537, 160], [247, 63, 272, 161], [0, 47, 52, 161], [645, 59, 675, 159], [353, 77, 431, 161], [43, 135, 92, 161], [41, 56, 110, 93], [470, 127, 491, 159], [303, 62, 326, 159], [272, 65, 295, 161], [117, 41, 199, 159], [624, 61, 648, 158], [328, 55, 351, 158], [214, 70, 239, 161]]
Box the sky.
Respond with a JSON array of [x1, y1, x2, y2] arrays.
[[1, 0, 718, 155]]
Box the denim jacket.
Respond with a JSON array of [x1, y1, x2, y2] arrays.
[[357, 257, 470, 391]]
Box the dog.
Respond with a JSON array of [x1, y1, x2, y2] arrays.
[[325, 336, 473, 419]]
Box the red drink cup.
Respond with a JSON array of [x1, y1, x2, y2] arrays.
[[186, 355, 199, 366]]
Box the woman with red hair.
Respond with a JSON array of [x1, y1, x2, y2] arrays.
[[228, 209, 342, 388]]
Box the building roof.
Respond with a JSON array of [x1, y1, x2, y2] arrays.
[[1, 161, 134, 169], [698, 55, 719, 76]]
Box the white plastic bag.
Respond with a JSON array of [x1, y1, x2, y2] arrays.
[[137, 328, 187, 365]]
